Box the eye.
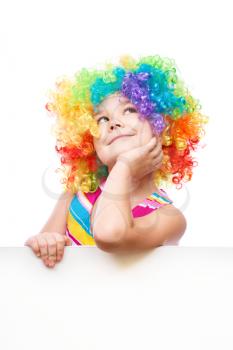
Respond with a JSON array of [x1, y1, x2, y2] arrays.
[[96, 116, 109, 124], [124, 106, 137, 114], [96, 106, 137, 124]]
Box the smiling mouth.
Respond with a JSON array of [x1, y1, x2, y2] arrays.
[[109, 135, 132, 145]]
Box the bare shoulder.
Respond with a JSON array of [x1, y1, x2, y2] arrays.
[[55, 190, 75, 214], [156, 204, 187, 244], [58, 189, 75, 201], [154, 203, 184, 216], [158, 202, 186, 230], [131, 203, 187, 247], [143, 203, 186, 228]]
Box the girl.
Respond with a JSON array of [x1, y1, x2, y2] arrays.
[[24, 54, 209, 267]]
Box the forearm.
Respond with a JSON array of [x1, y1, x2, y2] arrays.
[[92, 160, 136, 241], [39, 191, 74, 235]]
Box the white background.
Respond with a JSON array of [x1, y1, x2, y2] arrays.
[[0, 0, 232, 247]]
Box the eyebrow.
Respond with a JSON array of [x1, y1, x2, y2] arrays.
[[93, 100, 131, 117]]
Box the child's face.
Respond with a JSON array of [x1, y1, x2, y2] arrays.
[[93, 92, 161, 170]]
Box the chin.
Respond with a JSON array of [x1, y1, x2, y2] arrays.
[[109, 136, 137, 149], [109, 143, 134, 156], [100, 149, 128, 168]]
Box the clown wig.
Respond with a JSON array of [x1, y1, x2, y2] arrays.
[[45, 54, 209, 194]]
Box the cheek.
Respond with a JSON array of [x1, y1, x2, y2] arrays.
[[137, 122, 154, 145], [93, 139, 101, 156], [93, 140, 108, 163], [94, 127, 108, 145]]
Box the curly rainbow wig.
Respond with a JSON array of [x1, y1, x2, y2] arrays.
[[45, 54, 209, 194]]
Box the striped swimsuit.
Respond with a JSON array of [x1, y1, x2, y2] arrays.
[[65, 178, 173, 246]]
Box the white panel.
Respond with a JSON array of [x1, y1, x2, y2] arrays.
[[0, 246, 233, 349]]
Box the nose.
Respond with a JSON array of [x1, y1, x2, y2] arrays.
[[109, 121, 122, 130], [109, 115, 124, 130], [108, 119, 124, 131]]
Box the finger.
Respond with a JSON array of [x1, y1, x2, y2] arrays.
[[151, 146, 163, 159], [64, 235, 72, 246], [152, 153, 163, 168], [136, 137, 156, 158], [150, 137, 161, 151], [54, 233, 65, 261], [46, 236, 57, 264], [37, 236, 49, 261], [31, 237, 41, 257], [43, 257, 54, 268], [146, 137, 157, 152], [153, 150, 163, 162], [24, 236, 34, 247], [25, 237, 41, 257], [64, 234, 72, 245]]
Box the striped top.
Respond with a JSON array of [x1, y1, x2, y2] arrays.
[[65, 178, 173, 246]]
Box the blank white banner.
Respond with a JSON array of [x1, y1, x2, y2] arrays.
[[0, 246, 233, 349]]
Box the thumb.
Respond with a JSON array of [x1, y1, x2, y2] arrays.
[[24, 238, 31, 246], [64, 235, 72, 246]]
